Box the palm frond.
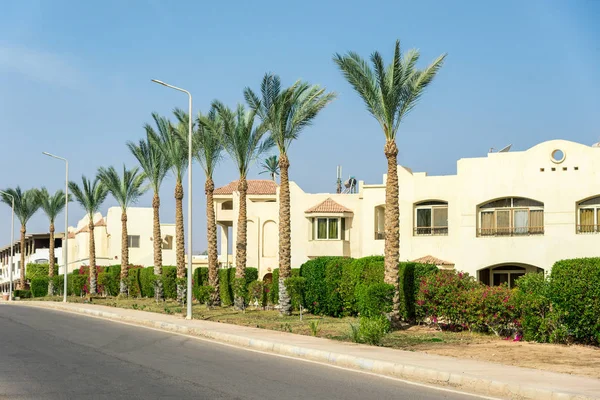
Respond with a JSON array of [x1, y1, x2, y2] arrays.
[[68, 176, 108, 218], [147, 112, 188, 183], [38, 188, 71, 223], [127, 135, 169, 194], [0, 187, 41, 226], [97, 165, 147, 210], [259, 155, 280, 178]]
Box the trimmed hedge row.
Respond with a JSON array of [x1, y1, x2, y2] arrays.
[[26, 263, 50, 280], [299, 256, 437, 319]]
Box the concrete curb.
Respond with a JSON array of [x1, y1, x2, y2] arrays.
[[11, 301, 598, 400]]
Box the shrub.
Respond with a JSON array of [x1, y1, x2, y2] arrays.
[[358, 315, 391, 345], [52, 275, 63, 295], [68, 274, 87, 296], [193, 285, 214, 304], [474, 284, 520, 336], [98, 272, 119, 296], [550, 258, 600, 344], [416, 270, 481, 329], [139, 267, 157, 298], [323, 258, 350, 317], [219, 268, 234, 306], [193, 267, 209, 287], [308, 319, 322, 336], [30, 277, 49, 297], [356, 283, 394, 318], [232, 277, 247, 306], [247, 281, 266, 307], [284, 276, 306, 311], [127, 267, 142, 297], [26, 263, 49, 280], [270, 268, 300, 307], [300, 257, 338, 315], [13, 289, 31, 299], [162, 266, 177, 299], [398, 262, 438, 321]]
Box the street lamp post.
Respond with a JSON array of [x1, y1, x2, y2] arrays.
[[151, 79, 193, 320], [0, 191, 14, 301], [42, 152, 69, 303]]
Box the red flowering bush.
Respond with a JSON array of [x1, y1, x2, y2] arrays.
[[417, 270, 520, 337]]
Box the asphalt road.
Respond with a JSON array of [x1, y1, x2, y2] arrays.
[[0, 305, 483, 400]]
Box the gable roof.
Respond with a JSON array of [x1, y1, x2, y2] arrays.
[[411, 255, 454, 266], [76, 217, 107, 234], [214, 180, 278, 195], [305, 198, 353, 214]]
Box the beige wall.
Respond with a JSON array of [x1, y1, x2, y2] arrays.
[[215, 140, 600, 281]]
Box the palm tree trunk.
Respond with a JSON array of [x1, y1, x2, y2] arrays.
[[175, 181, 185, 303], [19, 225, 26, 290], [205, 178, 220, 306], [120, 211, 128, 295], [278, 154, 292, 316], [384, 140, 400, 324], [152, 192, 163, 300], [89, 221, 97, 295], [48, 222, 55, 295], [234, 178, 248, 310]]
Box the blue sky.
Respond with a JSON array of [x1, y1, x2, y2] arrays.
[[1, 0, 598, 252]]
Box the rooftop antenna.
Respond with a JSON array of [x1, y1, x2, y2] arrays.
[[498, 144, 512, 153], [336, 166, 342, 194]]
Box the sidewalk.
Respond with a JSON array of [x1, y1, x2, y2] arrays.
[[6, 301, 599, 400]]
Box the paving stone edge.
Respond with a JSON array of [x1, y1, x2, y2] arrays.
[[11, 301, 597, 400]]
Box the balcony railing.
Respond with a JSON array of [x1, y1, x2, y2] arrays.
[[478, 226, 544, 237], [577, 225, 600, 234], [374, 231, 385, 240], [414, 227, 448, 236]]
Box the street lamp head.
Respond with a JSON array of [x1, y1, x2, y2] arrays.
[[151, 79, 168, 86]]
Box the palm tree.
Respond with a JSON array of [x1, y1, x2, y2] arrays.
[[148, 112, 188, 303], [195, 106, 224, 306], [214, 101, 273, 310], [0, 188, 40, 289], [333, 40, 446, 322], [97, 165, 147, 294], [244, 73, 336, 315], [68, 176, 108, 295], [260, 155, 279, 181], [38, 188, 70, 295], [127, 136, 169, 299]]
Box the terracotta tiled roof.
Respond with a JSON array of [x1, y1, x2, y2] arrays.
[[214, 180, 278, 195], [95, 218, 106, 227], [76, 217, 107, 234], [411, 255, 454, 266], [76, 225, 89, 234], [67, 232, 76, 239], [305, 198, 353, 214]]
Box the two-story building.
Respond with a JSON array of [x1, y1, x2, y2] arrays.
[[214, 139, 600, 286]]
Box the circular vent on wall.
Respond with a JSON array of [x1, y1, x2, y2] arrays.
[[551, 149, 565, 164]]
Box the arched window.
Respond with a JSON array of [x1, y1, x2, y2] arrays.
[[577, 196, 600, 233], [414, 201, 448, 236], [374, 205, 385, 240], [478, 197, 544, 236], [221, 201, 233, 210]]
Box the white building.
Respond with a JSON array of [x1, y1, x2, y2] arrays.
[[0, 233, 64, 292], [214, 139, 600, 287]]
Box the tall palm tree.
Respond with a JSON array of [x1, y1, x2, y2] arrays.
[[244, 73, 336, 315], [214, 101, 273, 310], [195, 106, 224, 305], [333, 40, 446, 322], [68, 176, 108, 295], [127, 136, 169, 299], [98, 165, 147, 294], [148, 112, 188, 303], [260, 155, 279, 181], [38, 188, 70, 295], [0, 187, 40, 289]]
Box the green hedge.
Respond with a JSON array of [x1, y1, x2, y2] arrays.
[[398, 262, 439, 320], [550, 258, 600, 344], [356, 282, 394, 318], [98, 272, 119, 296], [26, 263, 50, 280], [161, 266, 178, 299], [269, 268, 300, 306], [68, 274, 87, 296], [13, 289, 31, 299], [193, 267, 209, 287], [217, 268, 258, 306], [139, 267, 156, 298], [300, 257, 340, 315], [31, 277, 49, 297]]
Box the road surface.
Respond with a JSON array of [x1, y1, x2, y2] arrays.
[[0, 305, 483, 399]]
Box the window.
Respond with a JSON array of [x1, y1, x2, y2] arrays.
[[221, 201, 233, 210], [313, 218, 342, 240], [414, 201, 448, 235], [478, 197, 544, 236], [162, 235, 173, 250], [128, 235, 140, 248], [577, 196, 600, 233], [374, 205, 385, 240]]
